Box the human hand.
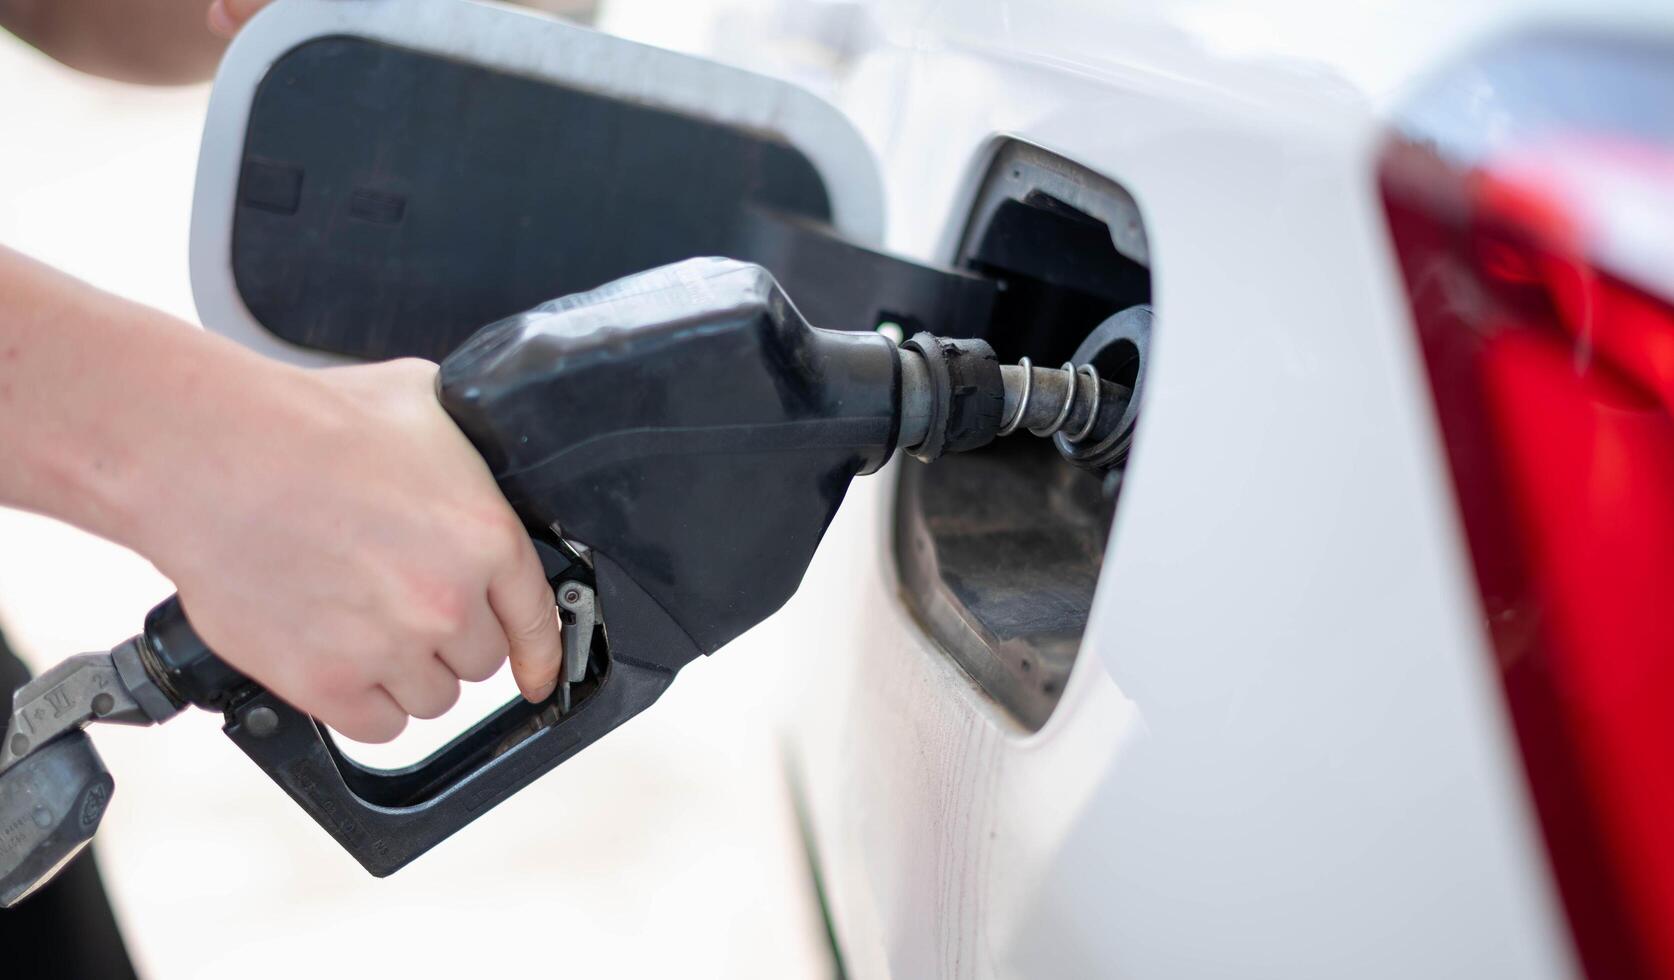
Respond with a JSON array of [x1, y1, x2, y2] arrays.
[[0, 250, 562, 743], [206, 0, 276, 39], [144, 358, 564, 743]]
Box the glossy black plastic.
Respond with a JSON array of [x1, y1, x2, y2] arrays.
[[138, 538, 616, 876], [143, 596, 252, 712], [440, 257, 902, 660], [127, 259, 904, 876]]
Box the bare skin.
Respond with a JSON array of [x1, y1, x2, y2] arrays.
[[0, 0, 270, 85], [205, 0, 270, 42], [0, 2, 566, 742]]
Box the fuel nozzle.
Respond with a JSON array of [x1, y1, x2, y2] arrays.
[[1, 258, 1146, 909], [895, 331, 1136, 472]]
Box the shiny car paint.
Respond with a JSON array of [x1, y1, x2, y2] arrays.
[[614, 1, 1672, 976]]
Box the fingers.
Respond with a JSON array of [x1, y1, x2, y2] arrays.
[[319, 686, 408, 745], [207, 0, 275, 38], [367, 597, 507, 723], [381, 654, 463, 721], [439, 600, 511, 683], [294, 593, 514, 738], [206, 1, 234, 37], [489, 539, 563, 702]]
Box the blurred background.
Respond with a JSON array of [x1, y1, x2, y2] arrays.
[[0, 2, 843, 977]]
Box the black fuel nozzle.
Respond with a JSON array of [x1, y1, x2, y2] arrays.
[[440, 259, 1137, 665], [2, 258, 1145, 904]]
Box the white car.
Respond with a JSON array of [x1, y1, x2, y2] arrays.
[[190, 1, 1674, 977]]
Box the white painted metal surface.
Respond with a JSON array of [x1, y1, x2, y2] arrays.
[[182, 1, 1674, 976], [675, 1, 1669, 977]]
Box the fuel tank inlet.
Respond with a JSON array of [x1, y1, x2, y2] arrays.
[[895, 314, 1147, 473]]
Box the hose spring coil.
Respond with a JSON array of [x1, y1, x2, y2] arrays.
[[997, 357, 1103, 442]]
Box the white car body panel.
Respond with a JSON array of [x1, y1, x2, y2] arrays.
[[190, 1, 1674, 976], [780, 76, 1571, 978], [644, 1, 1670, 976]]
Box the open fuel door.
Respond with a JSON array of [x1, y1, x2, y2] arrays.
[[189, 0, 988, 364]]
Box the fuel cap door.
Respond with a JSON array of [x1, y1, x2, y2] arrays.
[[189, 0, 884, 365]]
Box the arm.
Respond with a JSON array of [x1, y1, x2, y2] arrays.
[[0, 245, 564, 742], [0, 0, 269, 86]]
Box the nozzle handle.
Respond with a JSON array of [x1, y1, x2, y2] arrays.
[[136, 538, 637, 878], [0, 732, 113, 908]]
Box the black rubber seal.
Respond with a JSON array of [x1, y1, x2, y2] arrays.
[[903, 332, 949, 461], [903, 333, 1003, 461]]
